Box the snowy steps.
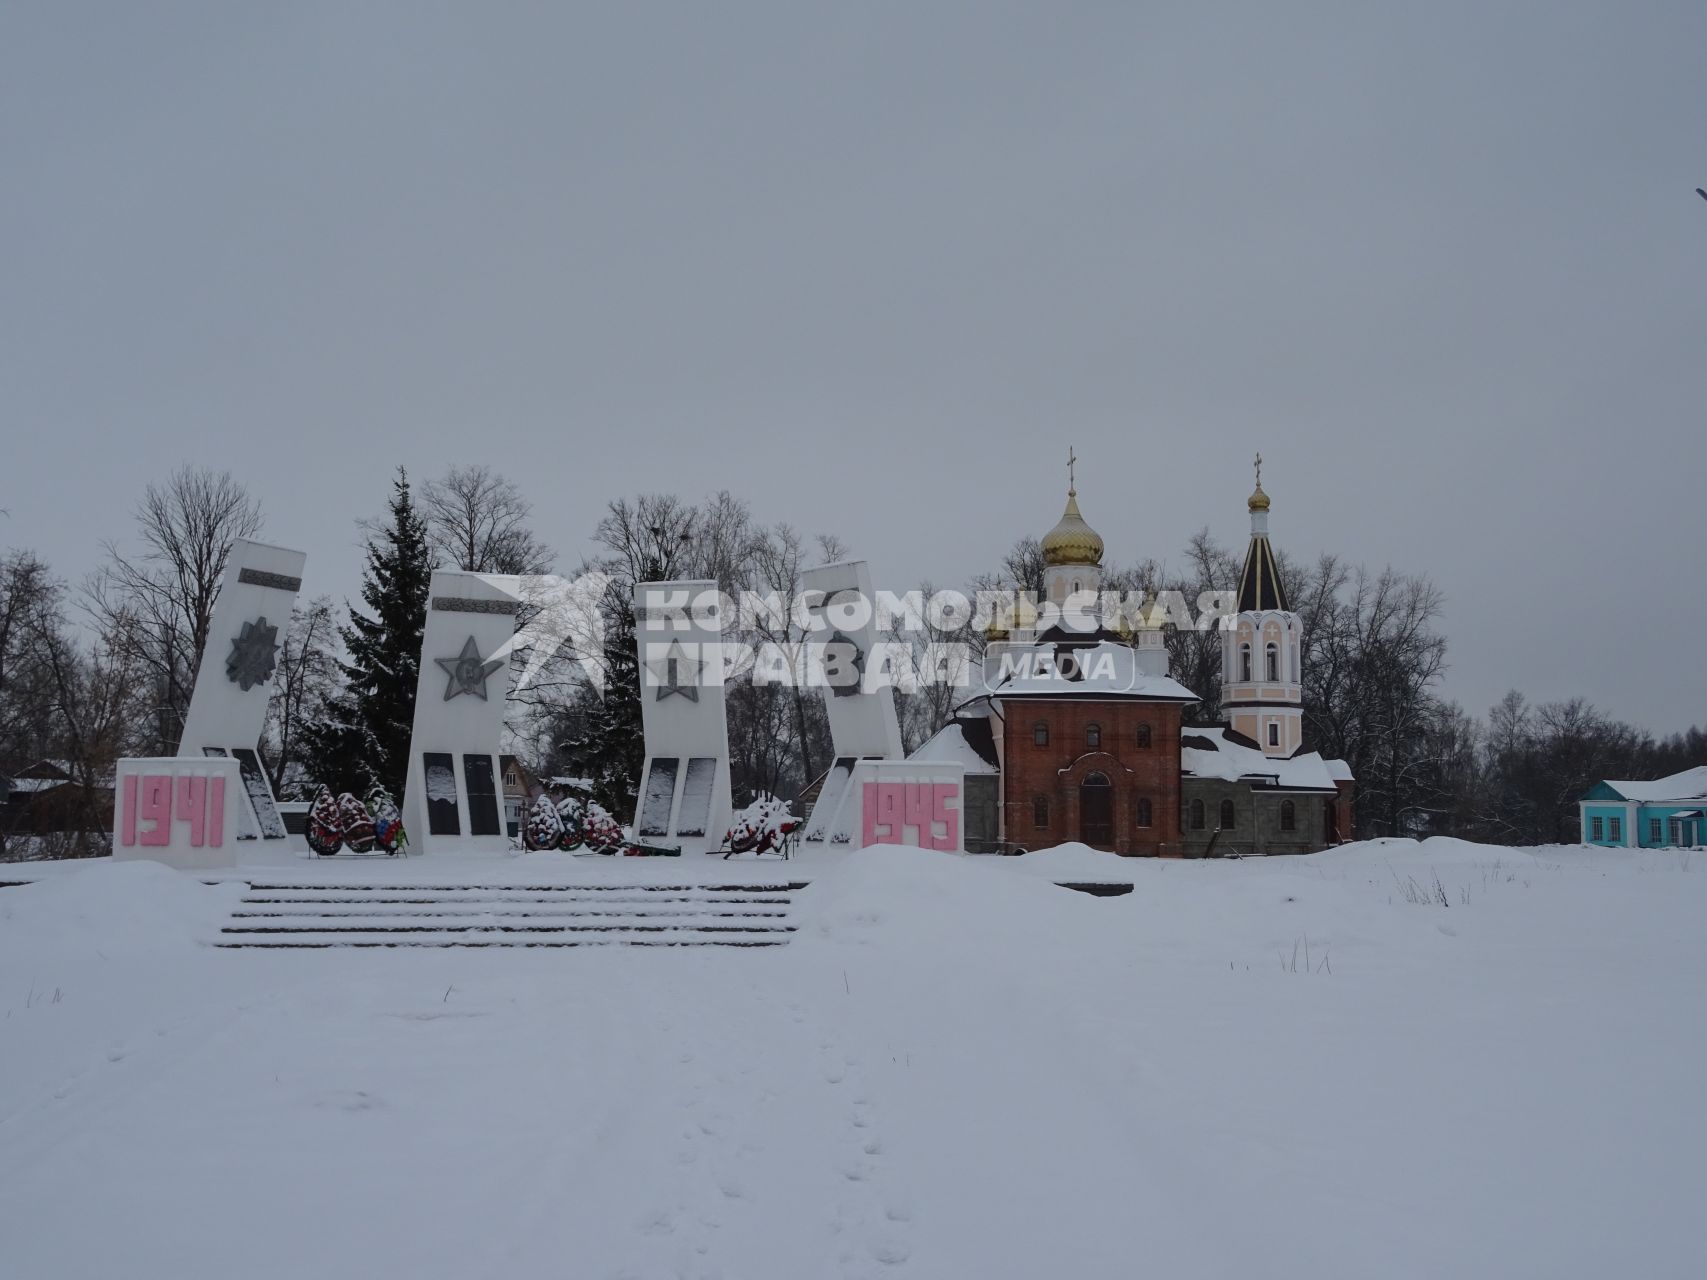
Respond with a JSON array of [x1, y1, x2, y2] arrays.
[[214, 881, 809, 949]]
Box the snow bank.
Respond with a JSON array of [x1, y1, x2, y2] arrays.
[[991, 839, 1139, 880], [792, 842, 1105, 955], [0, 858, 235, 961]]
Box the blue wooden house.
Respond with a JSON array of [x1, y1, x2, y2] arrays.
[[1579, 766, 1707, 848]]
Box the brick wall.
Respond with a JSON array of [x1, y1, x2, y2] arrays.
[[1000, 699, 1184, 856], [1178, 778, 1332, 856]]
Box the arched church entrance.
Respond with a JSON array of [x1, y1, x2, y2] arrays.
[[1079, 772, 1113, 848]]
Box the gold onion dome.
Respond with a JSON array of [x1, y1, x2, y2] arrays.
[[1248, 481, 1270, 512], [1041, 486, 1105, 567]]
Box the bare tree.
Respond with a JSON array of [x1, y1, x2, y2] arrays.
[[264, 597, 340, 797], [594, 490, 764, 587], [1155, 529, 1240, 720], [17, 593, 140, 856], [88, 467, 262, 754], [889, 578, 978, 752], [747, 523, 838, 784], [1300, 566, 1449, 836], [0, 551, 62, 856], [0, 551, 58, 762], [420, 464, 553, 575]]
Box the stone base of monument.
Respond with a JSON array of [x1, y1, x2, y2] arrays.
[[801, 760, 967, 854], [112, 757, 241, 872]]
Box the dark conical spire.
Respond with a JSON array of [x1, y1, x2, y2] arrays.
[[1237, 454, 1288, 612]]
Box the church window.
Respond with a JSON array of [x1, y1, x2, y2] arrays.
[[1219, 799, 1236, 830], [1136, 722, 1152, 748], [1033, 722, 1049, 747], [1268, 722, 1280, 747], [1033, 795, 1050, 827], [1591, 816, 1604, 841], [1281, 800, 1296, 832], [1086, 722, 1101, 749], [1136, 798, 1153, 828], [1190, 799, 1206, 830], [1609, 816, 1621, 841], [1650, 818, 1662, 843], [1239, 644, 1252, 682], [1265, 643, 1279, 682]]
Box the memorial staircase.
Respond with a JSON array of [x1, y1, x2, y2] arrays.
[[213, 879, 809, 949]]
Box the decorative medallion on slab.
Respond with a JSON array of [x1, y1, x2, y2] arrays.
[[436, 636, 505, 701], [824, 629, 866, 698], [226, 616, 280, 691]]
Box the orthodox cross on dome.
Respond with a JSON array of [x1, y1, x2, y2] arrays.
[[1067, 446, 1077, 495], [436, 636, 504, 701], [1254, 451, 1262, 487]]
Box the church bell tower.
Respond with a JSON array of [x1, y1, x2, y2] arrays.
[[1222, 456, 1303, 757]]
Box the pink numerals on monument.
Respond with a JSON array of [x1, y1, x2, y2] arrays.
[[119, 773, 226, 848], [861, 781, 959, 851]]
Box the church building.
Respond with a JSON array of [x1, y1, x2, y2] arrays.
[[913, 460, 1354, 856]]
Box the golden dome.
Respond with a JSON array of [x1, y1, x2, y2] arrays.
[[1041, 488, 1105, 567], [1248, 482, 1270, 512]]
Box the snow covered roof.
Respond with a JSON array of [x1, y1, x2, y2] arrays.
[[1324, 758, 1354, 782], [976, 640, 1199, 704], [1598, 766, 1707, 804], [1180, 728, 1342, 792], [4, 777, 68, 795], [909, 718, 999, 775], [13, 759, 74, 781]]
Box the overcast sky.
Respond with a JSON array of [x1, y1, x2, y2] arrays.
[[4, 2, 1704, 733]]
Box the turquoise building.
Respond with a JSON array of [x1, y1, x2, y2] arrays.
[[1578, 766, 1707, 848]]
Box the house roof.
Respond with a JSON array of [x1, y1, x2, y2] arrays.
[[14, 759, 75, 781], [2, 759, 115, 792], [1180, 727, 1343, 792], [909, 717, 999, 775], [1595, 766, 1707, 805], [4, 777, 69, 795]]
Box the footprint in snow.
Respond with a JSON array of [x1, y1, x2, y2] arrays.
[[869, 1233, 911, 1266], [311, 1089, 384, 1113]]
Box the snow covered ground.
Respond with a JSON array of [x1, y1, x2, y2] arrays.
[[2, 838, 1702, 1279]]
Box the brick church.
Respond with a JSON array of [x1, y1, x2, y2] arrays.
[[914, 461, 1353, 856]]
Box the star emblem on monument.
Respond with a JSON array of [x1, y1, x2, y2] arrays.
[[436, 636, 505, 701], [649, 640, 702, 702], [225, 616, 280, 691]]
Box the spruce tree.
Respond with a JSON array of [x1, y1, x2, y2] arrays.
[[303, 468, 432, 797]]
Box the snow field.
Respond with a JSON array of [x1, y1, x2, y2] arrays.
[[2, 840, 1703, 1278]]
